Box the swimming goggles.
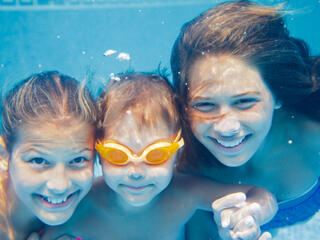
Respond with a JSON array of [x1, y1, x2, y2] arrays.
[[95, 130, 184, 165]]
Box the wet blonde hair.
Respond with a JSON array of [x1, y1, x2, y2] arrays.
[[1, 71, 98, 152], [97, 72, 181, 139]]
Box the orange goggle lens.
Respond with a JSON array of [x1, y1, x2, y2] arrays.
[[103, 147, 128, 165], [95, 136, 184, 166]]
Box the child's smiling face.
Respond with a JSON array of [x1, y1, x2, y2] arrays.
[[100, 113, 178, 207], [9, 119, 95, 225]]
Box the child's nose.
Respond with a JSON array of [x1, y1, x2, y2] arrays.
[[213, 116, 240, 137], [46, 164, 71, 194], [127, 163, 146, 181]]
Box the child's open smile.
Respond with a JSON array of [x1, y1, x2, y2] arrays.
[[9, 120, 95, 225]]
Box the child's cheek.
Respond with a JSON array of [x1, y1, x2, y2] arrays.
[[102, 164, 127, 184], [147, 166, 173, 189], [70, 168, 94, 188], [148, 167, 169, 178]]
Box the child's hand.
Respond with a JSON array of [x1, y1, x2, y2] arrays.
[[212, 192, 272, 240]]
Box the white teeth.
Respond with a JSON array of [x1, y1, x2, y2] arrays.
[[216, 136, 246, 148], [44, 196, 68, 204]]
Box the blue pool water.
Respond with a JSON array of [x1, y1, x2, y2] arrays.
[[0, 0, 319, 90], [0, 0, 319, 239]]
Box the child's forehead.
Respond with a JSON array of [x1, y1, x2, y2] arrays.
[[14, 119, 95, 149], [104, 114, 176, 148]]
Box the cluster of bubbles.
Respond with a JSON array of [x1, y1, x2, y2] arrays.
[[103, 49, 131, 61]]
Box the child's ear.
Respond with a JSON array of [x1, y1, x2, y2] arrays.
[[0, 136, 9, 171]]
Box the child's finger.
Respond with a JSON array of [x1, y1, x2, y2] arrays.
[[212, 192, 246, 212], [229, 202, 261, 227], [259, 232, 272, 240], [232, 216, 260, 240], [221, 208, 234, 227]]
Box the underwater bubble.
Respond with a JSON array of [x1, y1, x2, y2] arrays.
[[38, 64, 42, 68], [178, 71, 181, 75], [0, 64, 4, 68], [185, 82, 188, 85], [161, 21, 165, 25], [117, 52, 130, 61], [291, 115, 295, 119], [109, 73, 120, 81], [56, 35, 61, 39], [288, 140, 293, 144], [90, 56, 94, 60], [82, 51, 86, 55], [103, 49, 117, 56], [201, 52, 205, 55], [138, 9, 142, 13]]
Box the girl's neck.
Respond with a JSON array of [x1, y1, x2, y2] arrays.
[[6, 180, 43, 239]]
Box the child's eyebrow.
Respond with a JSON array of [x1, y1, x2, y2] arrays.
[[20, 146, 93, 155], [231, 91, 261, 98], [73, 148, 94, 154], [191, 96, 213, 101], [20, 145, 50, 154]]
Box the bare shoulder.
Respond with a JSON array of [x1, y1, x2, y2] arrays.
[[170, 173, 220, 196], [171, 173, 208, 190]]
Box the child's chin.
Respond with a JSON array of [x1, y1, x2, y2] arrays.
[[125, 196, 153, 207], [38, 212, 72, 226]]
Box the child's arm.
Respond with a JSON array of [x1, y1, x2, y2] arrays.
[[181, 174, 277, 240], [185, 174, 277, 223]]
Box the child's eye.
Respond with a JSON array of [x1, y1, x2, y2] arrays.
[[191, 102, 218, 112], [233, 98, 260, 110], [28, 157, 49, 165], [69, 157, 90, 166]]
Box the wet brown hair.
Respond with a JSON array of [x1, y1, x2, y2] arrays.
[[170, 0, 320, 170], [171, 0, 319, 112], [97, 72, 181, 139], [1, 71, 98, 152]]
